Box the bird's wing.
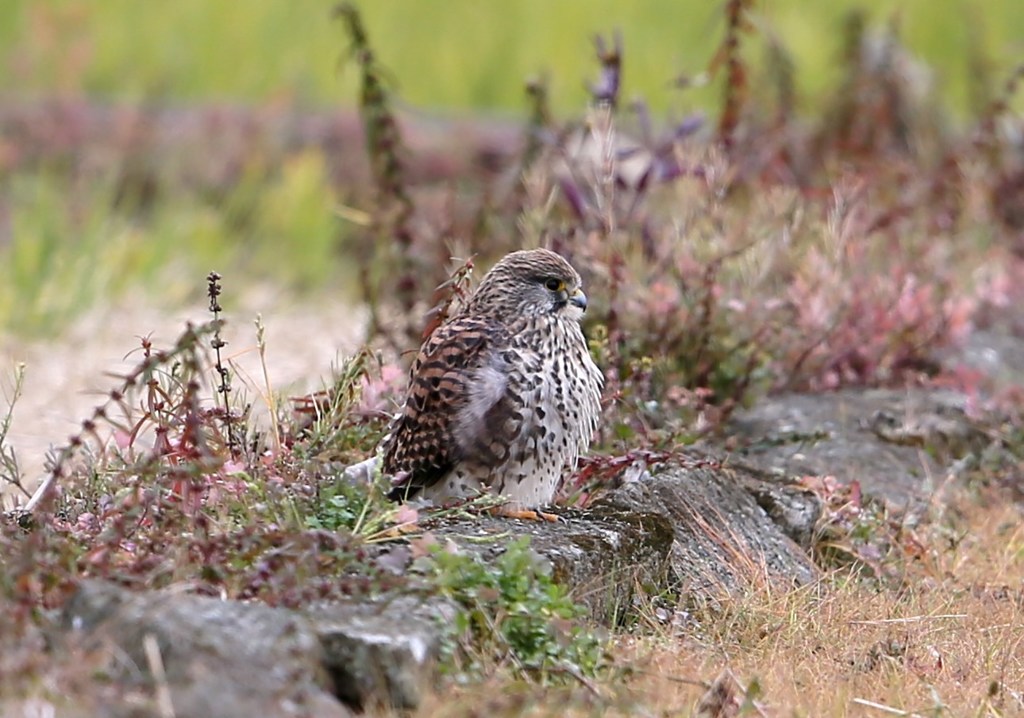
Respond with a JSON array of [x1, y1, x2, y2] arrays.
[[381, 316, 520, 500]]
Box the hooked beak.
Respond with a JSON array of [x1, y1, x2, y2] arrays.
[[569, 287, 588, 312]]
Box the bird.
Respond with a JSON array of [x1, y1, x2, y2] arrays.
[[379, 248, 604, 520]]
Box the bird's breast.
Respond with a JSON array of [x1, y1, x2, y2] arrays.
[[507, 318, 603, 467]]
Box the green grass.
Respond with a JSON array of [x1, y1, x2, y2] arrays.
[[0, 156, 353, 335], [3, 0, 1022, 116]]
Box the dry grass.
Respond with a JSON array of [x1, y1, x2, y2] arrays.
[[402, 490, 1024, 717], [0, 289, 367, 493]]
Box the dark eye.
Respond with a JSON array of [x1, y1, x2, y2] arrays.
[[544, 278, 565, 292]]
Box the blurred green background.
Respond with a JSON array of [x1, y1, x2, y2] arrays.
[[1, 0, 1021, 336], [2, 0, 1021, 115]]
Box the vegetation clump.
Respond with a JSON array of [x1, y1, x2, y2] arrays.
[[427, 537, 609, 684]]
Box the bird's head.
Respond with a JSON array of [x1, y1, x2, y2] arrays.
[[466, 248, 589, 321]]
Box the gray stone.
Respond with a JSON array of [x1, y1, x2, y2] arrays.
[[418, 504, 675, 624], [727, 389, 989, 505], [373, 459, 817, 614], [598, 464, 820, 597], [60, 581, 350, 718], [305, 595, 455, 711], [49, 456, 835, 714], [943, 327, 1024, 392], [741, 476, 823, 550]]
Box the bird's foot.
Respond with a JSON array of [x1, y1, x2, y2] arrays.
[[489, 506, 559, 522]]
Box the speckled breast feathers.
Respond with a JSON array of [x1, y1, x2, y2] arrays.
[[381, 248, 604, 509]]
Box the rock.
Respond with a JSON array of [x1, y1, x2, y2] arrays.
[[372, 458, 818, 613], [942, 326, 1024, 392], [60, 580, 351, 718], [305, 595, 456, 711], [377, 504, 676, 625], [52, 455, 827, 714], [727, 389, 989, 505], [741, 476, 822, 550], [598, 464, 820, 597]]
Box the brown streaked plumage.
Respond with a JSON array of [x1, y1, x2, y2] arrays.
[[380, 248, 604, 511]]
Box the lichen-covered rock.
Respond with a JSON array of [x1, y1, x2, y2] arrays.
[[51, 458, 830, 714], [306, 595, 456, 710], [728, 389, 989, 505], [60, 580, 351, 718], [415, 505, 675, 624], [597, 464, 820, 597], [944, 327, 1024, 393], [396, 460, 818, 612], [740, 474, 823, 550]]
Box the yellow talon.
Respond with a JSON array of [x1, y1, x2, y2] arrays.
[[489, 506, 559, 522]]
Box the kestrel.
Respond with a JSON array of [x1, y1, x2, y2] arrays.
[[380, 248, 604, 518]]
